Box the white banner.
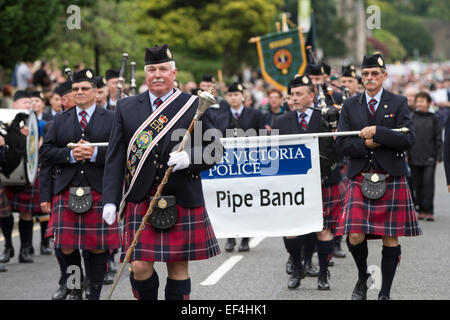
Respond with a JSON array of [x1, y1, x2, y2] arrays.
[[201, 134, 323, 238]]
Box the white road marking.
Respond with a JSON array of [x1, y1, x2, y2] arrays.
[[249, 237, 265, 248], [200, 237, 266, 286], [200, 255, 243, 286]]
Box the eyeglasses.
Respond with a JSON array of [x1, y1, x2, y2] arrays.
[[72, 87, 93, 92], [362, 71, 381, 77]]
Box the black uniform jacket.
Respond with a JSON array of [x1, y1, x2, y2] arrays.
[[40, 106, 114, 195], [214, 106, 265, 137], [102, 90, 221, 208], [336, 89, 415, 178], [444, 116, 450, 186], [272, 108, 341, 184]]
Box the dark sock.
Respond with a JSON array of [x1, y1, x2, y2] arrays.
[[303, 232, 316, 263], [346, 237, 369, 280], [317, 240, 333, 275], [129, 270, 159, 300], [55, 248, 68, 285], [40, 221, 48, 243], [334, 235, 343, 247], [379, 245, 401, 299], [283, 236, 305, 269], [86, 251, 108, 300], [18, 219, 33, 250], [62, 250, 84, 288], [165, 278, 191, 300], [0, 215, 14, 248]]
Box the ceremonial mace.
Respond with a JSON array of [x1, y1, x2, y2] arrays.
[[106, 89, 217, 300]]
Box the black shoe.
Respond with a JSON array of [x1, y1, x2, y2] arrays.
[[103, 270, 115, 285], [18, 247, 34, 263], [328, 259, 334, 267], [225, 238, 236, 252], [86, 283, 103, 300], [287, 265, 303, 289], [40, 242, 52, 255], [28, 245, 35, 256], [67, 289, 83, 300], [286, 255, 294, 275], [238, 238, 250, 252], [333, 245, 346, 258], [304, 260, 319, 277], [0, 264, 7, 272], [351, 274, 370, 300], [0, 246, 14, 263], [318, 271, 330, 290], [52, 283, 69, 300], [378, 294, 390, 300]]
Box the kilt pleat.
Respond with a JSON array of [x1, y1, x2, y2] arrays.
[[335, 174, 422, 239], [5, 177, 41, 214], [121, 200, 221, 262], [0, 184, 11, 218], [322, 181, 346, 232], [48, 188, 120, 250]]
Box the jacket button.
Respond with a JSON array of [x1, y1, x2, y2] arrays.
[[155, 154, 159, 158], [81, 170, 84, 174], [159, 165, 163, 169], [153, 161, 157, 165], [82, 133, 85, 137]]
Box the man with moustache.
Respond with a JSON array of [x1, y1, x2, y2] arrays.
[[40, 68, 119, 300], [94, 76, 109, 110], [335, 53, 421, 300], [102, 44, 221, 300], [340, 65, 359, 98]]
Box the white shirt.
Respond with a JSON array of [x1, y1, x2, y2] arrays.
[[148, 90, 175, 112], [365, 88, 384, 113], [296, 105, 314, 125], [230, 105, 244, 119]]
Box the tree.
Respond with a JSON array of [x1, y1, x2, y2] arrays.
[[134, 0, 283, 78], [372, 29, 407, 62], [367, 1, 434, 57], [0, 0, 60, 69], [282, 0, 349, 58]]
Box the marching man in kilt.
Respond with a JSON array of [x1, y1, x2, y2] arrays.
[[335, 53, 422, 300], [40, 68, 119, 300], [272, 74, 345, 291], [102, 44, 221, 300]]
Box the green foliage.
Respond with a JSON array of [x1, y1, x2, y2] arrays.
[[134, 0, 283, 77], [390, 0, 450, 22], [282, 0, 349, 58], [367, 0, 434, 57], [43, 0, 147, 80], [372, 29, 406, 62], [0, 0, 60, 68]]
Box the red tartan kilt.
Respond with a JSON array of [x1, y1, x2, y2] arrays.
[[47, 188, 120, 250], [322, 181, 346, 232], [335, 174, 422, 239], [5, 177, 41, 214], [121, 200, 221, 262], [0, 184, 11, 218]]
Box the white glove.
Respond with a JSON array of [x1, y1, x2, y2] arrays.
[[167, 151, 190, 172], [102, 203, 117, 225]]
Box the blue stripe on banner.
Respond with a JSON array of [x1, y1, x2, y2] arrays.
[[201, 144, 312, 180]]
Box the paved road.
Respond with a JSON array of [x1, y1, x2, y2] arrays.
[[1, 164, 449, 300]]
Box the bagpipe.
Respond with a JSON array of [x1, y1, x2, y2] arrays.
[[0, 110, 39, 185]]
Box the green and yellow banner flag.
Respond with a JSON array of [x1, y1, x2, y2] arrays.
[[254, 27, 307, 91]]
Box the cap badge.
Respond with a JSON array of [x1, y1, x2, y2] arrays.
[[86, 70, 93, 79]]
